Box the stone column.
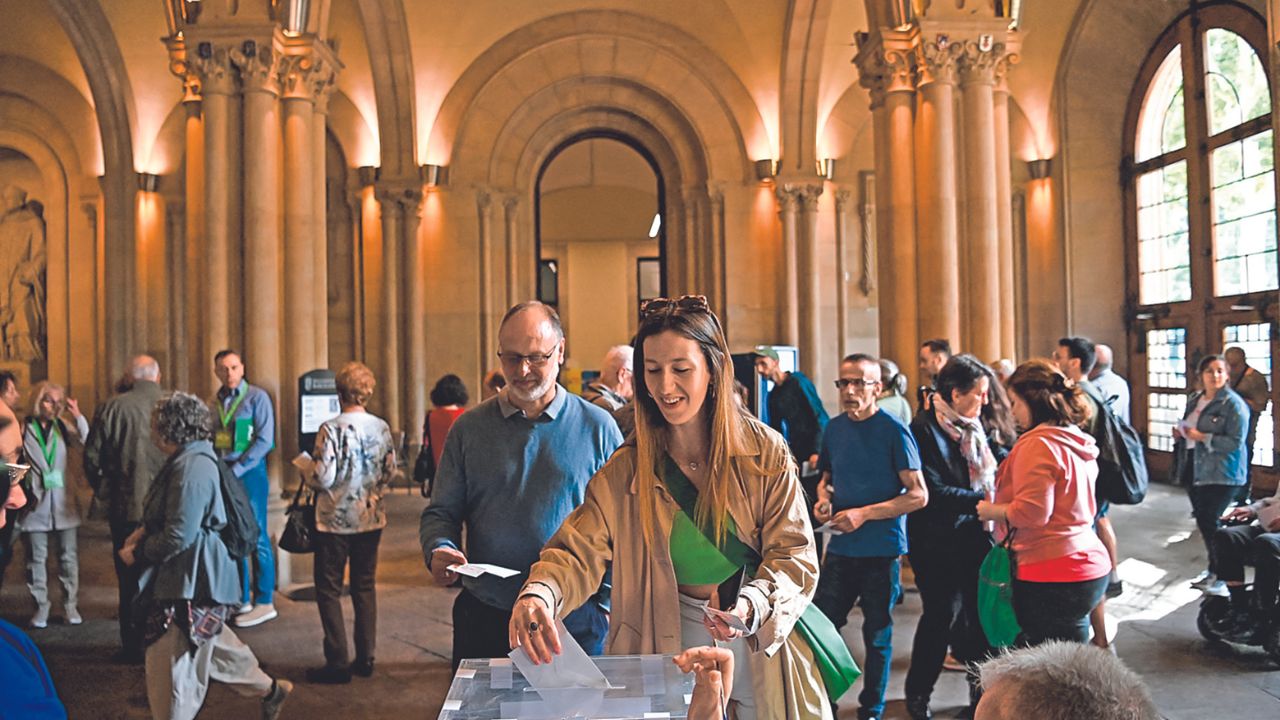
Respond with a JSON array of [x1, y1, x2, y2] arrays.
[[994, 59, 1018, 360], [281, 54, 317, 391], [191, 47, 236, 362], [476, 190, 495, 369], [914, 41, 962, 350], [856, 38, 918, 385], [504, 195, 520, 307], [234, 38, 285, 474], [834, 188, 852, 360], [403, 188, 426, 442], [797, 184, 824, 375], [182, 79, 205, 390], [312, 68, 335, 367], [376, 185, 404, 432], [708, 187, 726, 319], [958, 41, 1002, 362], [776, 185, 801, 347]]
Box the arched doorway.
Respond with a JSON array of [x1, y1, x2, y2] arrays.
[[535, 133, 666, 372]]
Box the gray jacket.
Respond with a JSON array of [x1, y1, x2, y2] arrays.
[[84, 380, 168, 523], [138, 440, 240, 605], [19, 414, 90, 532]]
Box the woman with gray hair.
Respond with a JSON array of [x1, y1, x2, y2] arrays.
[[118, 392, 291, 720], [877, 358, 913, 426]]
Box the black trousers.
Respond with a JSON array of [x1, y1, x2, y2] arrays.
[[314, 529, 382, 668], [904, 528, 992, 699], [1214, 523, 1280, 614], [110, 518, 143, 656], [450, 587, 609, 670], [1012, 575, 1108, 646], [1189, 484, 1241, 574]]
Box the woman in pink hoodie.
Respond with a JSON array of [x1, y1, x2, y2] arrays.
[[977, 360, 1110, 645]]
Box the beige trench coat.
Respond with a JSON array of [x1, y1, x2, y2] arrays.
[[521, 418, 832, 719]]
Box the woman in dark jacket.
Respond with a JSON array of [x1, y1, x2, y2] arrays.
[[119, 392, 291, 720], [1174, 354, 1251, 595], [904, 355, 1014, 720]]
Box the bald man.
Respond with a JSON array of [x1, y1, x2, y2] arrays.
[[84, 355, 168, 662], [1088, 344, 1131, 424], [583, 345, 635, 436]]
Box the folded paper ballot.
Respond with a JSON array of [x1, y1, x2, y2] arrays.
[[290, 452, 315, 473], [814, 520, 846, 535], [702, 604, 750, 634], [448, 563, 521, 579]]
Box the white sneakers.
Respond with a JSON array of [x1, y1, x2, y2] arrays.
[[235, 603, 279, 628], [66, 605, 82, 625], [1190, 571, 1216, 589], [30, 604, 49, 629]]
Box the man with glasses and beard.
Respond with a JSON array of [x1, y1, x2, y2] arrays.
[[419, 301, 623, 668]]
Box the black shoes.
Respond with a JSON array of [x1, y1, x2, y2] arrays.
[[350, 658, 374, 677], [905, 695, 933, 720], [305, 665, 352, 684]]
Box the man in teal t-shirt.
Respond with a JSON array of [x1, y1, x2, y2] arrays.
[[814, 353, 928, 720]]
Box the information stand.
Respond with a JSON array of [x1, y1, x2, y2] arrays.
[[439, 654, 694, 720], [298, 369, 339, 455]]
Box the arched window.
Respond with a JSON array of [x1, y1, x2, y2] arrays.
[[1125, 3, 1278, 490]]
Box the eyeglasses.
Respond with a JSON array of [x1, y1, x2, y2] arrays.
[[834, 378, 880, 390], [496, 347, 559, 368], [640, 294, 710, 318]]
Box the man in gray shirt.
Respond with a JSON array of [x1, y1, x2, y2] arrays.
[[420, 302, 623, 668], [84, 355, 168, 662], [1089, 343, 1132, 424]]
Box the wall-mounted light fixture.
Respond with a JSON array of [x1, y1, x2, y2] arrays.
[[164, 0, 202, 38], [817, 158, 836, 181], [357, 166, 379, 187], [753, 159, 778, 182], [419, 164, 449, 189], [279, 0, 311, 37], [1027, 158, 1052, 180], [137, 173, 161, 193]]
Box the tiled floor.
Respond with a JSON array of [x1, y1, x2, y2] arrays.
[[2, 482, 1276, 719]]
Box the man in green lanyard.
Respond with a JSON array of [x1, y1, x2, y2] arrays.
[[211, 349, 277, 628]]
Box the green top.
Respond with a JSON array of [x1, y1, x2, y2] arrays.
[[664, 456, 741, 585]]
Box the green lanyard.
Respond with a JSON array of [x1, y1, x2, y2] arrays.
[[30, 420, 58, 468], [219, 389, 247, 429]]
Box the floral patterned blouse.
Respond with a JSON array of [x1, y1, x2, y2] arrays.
[[308, 411, 397, 534]]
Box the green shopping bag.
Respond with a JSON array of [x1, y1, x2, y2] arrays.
[[977, 531, 1021, 648]]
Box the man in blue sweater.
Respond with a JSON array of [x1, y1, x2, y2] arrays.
[[420, 302, 623, 668]]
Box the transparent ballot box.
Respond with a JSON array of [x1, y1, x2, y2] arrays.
[[438, 654, 695, 719]]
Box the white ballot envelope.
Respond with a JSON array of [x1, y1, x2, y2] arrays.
[[290, 452, 315, 473], [702, 604, 751, 634], [814, 520, 846, 535], [448, 563, 521, 579], [509, 618, 612, 717]]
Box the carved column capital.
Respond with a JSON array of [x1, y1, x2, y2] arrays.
[[707, 185, 724, 210], [957, 39, 1008, 86], [232, 41, 283, 95], [375, 182, 422, 212], [834, 189, 853, 214], [476, 188, 493, 213], [502, 194, 519, 214], [280, 51, 337, 102], [916, 37, 962, 87], [798, 184, 824, 213], [775, 185, 801, 213], [181, 45, 237, 96]]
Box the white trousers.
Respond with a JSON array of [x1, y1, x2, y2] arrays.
[[678, 593, 757, 720], [145, 621, 272, 720]]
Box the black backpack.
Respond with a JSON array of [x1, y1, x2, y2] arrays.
[[1087, 389, 1149, 505], [202, 452, 260, 560]]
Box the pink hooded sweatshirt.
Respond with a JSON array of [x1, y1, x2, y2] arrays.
[[995, 423, 1107, 569]]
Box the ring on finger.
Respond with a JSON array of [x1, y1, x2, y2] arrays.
[[529, 621, 540, 633]]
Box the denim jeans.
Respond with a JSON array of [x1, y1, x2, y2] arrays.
[[1012, 575, 1108, 645], [813, 554, 900, 718], [1189, 484, 1240, 575], [238, 462, 275, 606]]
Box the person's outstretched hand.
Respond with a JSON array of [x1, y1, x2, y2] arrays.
[[509, 595, 561, 665], [674, 646, 734, 720]]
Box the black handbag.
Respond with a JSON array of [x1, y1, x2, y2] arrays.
[[413, 411, 437, 498], [278, 484, 316, 554]]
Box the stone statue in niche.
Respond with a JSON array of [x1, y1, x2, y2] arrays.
[[0, 185, 47, 362]]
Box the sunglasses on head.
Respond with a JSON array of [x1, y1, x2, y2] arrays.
[[640, 294, 710, 318]]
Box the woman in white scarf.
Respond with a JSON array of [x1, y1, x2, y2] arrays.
[[903, 355, 1016, 720]]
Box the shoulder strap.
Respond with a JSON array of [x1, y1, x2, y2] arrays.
[[660, 457, 761, 570]]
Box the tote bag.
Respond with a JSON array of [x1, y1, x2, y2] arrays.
[[977, 529, 1021, 647]]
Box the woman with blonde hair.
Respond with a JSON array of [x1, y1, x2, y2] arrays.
[[510, 295, 830, 719], [305, 362, 398, 684], [19, 381, 88, 628]]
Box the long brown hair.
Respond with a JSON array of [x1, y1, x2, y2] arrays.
[[1007, 359, 1092, 429], [632, 296, 777, 544]]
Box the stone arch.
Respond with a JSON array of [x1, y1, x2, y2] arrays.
[[0, 93, 96, 397], [431, 9, 769, 177], [354, 0, 416, 177], [0, 56, 101, 178]]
